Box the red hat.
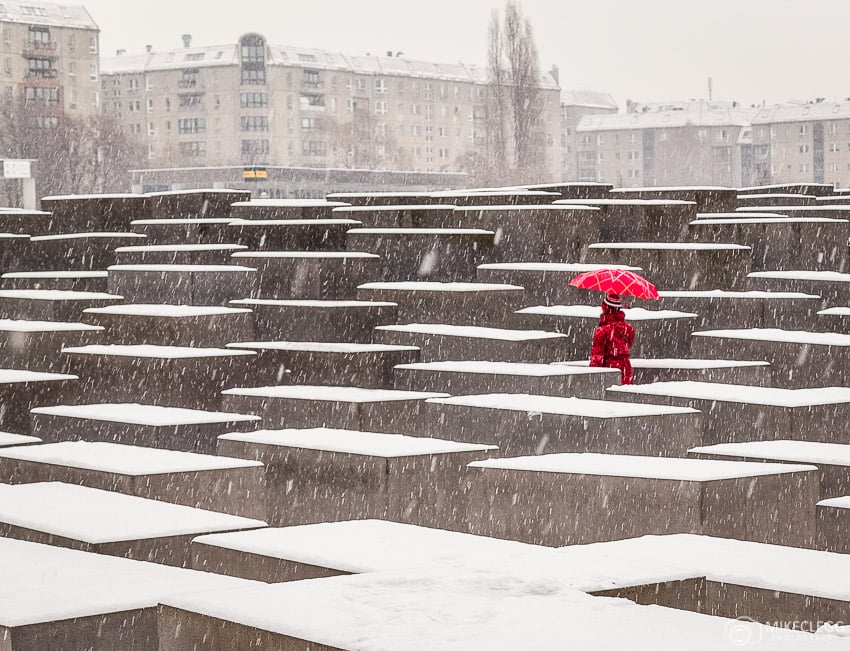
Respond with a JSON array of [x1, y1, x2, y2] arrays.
[[602, 293, 622, 308]]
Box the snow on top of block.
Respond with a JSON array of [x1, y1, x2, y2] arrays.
[[227, 218, 360, 226], [231, 298, 397, 308], [61, 344, 255, 359], [478, 262, 641, 272], [453, 204, 599, 212], [690, 440, 850, 467], [227, 341, 418, 353], [749, 270, 850, 282], [428, 394, 698, 418], [692, 328, 850, 346], [359, 281, 523, 292], [555, 198, 696, 206], [432, 189, 556, 198], [0, 537, 259, 627], [0, 369, 77, 384], [30, 403, 261, 426], [0, 290, 122, 301], [158, 567, 838, 650], [232, 199, 350, 207], [697, 211, 788, 219], [558, 358, 769, 370], [395, 361, 619, 377], [146, 188, 247, 197], [41, 193, 145, 200], [0, 441, 262, 475], [2, 271, 109, 279], [588, 242, 750, 251], [131, 218, 232, 225], [517, 305, 697, 320], [223, 385, 447, 402], [740, 205, 850, 212], [660, 290, 819, 299], [691, 217, 844, 224], [0, 319, 102, 333], [820, 307, 850, 316], [377, 323, 566, 341], [818, 496, 850, 509], [84, 304, 252, 318], [231, 251, 379, 259], [0, 208, 50, 215], [218, 428, 495, 457], [0, 234, 29, 239], [348, 228, 494, 235], [333, 204, 454, 212], [114, 243, 247, 252], [469, 452, 815, 481], [609, 381, 850, 407], [559, 533, 850, 604], [31, 232, 146, 242], [0, 432, 40, 447], [107, 264, 256, 272], [612, 185, 732, 192], [0, 483, 265, 544]]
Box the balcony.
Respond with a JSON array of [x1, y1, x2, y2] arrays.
[[23, 41, 57, 58], [25, 70, 58, 84]]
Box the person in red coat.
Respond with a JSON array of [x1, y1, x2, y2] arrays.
[[589, 293, 635, 385]]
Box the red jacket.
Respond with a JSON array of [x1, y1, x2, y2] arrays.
[[589, 310, 635, 384]]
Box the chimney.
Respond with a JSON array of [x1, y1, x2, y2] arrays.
[[549, 64, 559, 84], [181, 34, 192, 48], [386, 51, 392, 57], [145, 44, 152, 53], [116, 49, 126, 56]]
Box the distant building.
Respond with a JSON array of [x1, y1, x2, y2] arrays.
[[576, 100, 757, 188], [0, 1, 100, 118], [559, 90, 618, 180], [100, 33, 562, 192], [751, 101, 850, 187]]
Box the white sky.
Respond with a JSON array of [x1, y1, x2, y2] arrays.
[[73, 0, 850, 110]]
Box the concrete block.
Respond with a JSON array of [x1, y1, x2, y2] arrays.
[[216, 428, 494, 528], [31, 403, 261, 454], [131, 218, 233, 245], [107, 264, 256, 305], [0, 319, 102, 372], [559, 358, 772, 386], [39, 193, 151, 231], [555, 198, 698, 242], [658, 290, 821, 330], [114, 243, 247, 266], [147, 189, 251, 219], [332, 204, 456, 228], [609, 187, 737, 213], [1, 271, 109, 293], [230, 199, 350, 220], [747, 270, 850, 308], [0, 290, 123, 321], [0, 208, 53, 235], [226, 219, 358, 251], [326, 192, 433, 206], [816, 497, 850, 553], [27, 233, 147, 271], [0, 370, 78, 434]]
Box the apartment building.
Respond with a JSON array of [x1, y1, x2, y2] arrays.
[[560, 90, 618, 180], [100, 33, 562, 179], [751, 101, 850, 188], [0, 1, 100, 119], [576, 100, 757, 188]]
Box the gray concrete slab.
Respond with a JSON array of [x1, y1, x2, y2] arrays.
[[107, 264, 256, 305]]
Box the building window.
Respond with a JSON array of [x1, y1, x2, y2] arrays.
[[300, 93, 324, 110], [179, 69, 199, 88], [241, 68, 265, 85], [20, 6, 49, 17], [800, 125, 809, 136], [302, 141, 326, 156], [178, 117, 206, 134], [240, 43, 264, 64], [27, 26, 51, 46], [24, 86, 59, 106], [241, 139, 270, 155], [375, 78, 386, 94], [241, 115, 268, 132], [301, 117, 320, 130], [178, 93, 203, 109], [800, 163, 809, 173], [89, 36, 97, 54], [185, 52, 205, 62], [800, 144, 810, 153], [178, 141, 206, 157], [240, 92, 268, 108], [375, 100, 388, 115], [26, 57, 55, 78], [303, 69, 320, 87]]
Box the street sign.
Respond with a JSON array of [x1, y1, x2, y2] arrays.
[[3, 160, 31, 179]]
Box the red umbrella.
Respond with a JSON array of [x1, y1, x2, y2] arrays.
[[569, 268, 660, 300]]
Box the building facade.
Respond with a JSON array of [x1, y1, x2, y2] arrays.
[[100, 33, 562, 181], [575, 100, 757, 188], [750, 101, 850, 188], [0, 1, 100, 119], [559, 90, 618, 181]]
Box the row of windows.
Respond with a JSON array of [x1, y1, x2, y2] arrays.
[[178, 118, 205, 134], [241, 115, 268, 132]]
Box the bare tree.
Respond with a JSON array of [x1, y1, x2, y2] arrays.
[[486, 1, 546, 183]]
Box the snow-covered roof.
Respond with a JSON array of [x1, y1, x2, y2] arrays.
[[562, 90, 618, 110], [752, 101, 850, 125], [577, 101, 756, 132], [690, 440, 850, 467], [157, 565, 843, 649], [516, 306, 697, 320], [359, 282, 523, 292], [223, 385, 447, 403], [61, 344, 255, 359], [217, 428, 494, 457], [30, 403, 260, 426], [376, 324, 566, 341], [103, 42, 559, 90], [83, 304, 252, 318], [227, 342, 417, 354], [0, 537, 259, 628], [0, 441, 262, 475], [0, 483, 265, 544], [395, 361, 618, 377], [692, 328, 850, 347], [428, 394, 698, 419], [0, 1, 98, 30], [469, 452, 814, 481], [610, 381, 850, 407]]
